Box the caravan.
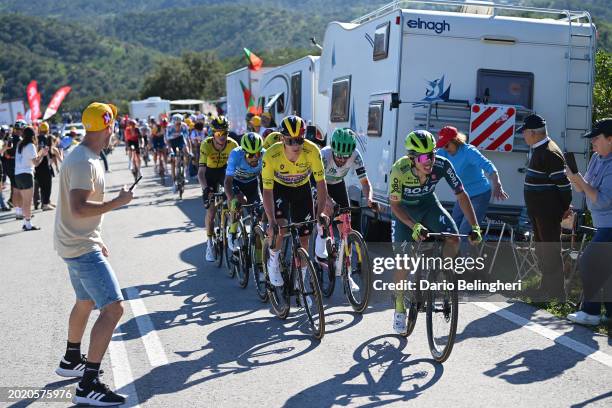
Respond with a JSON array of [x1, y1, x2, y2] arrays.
[[225, 66, 273, 134], [318, 0, 596, 230], [259, 56, 329, 141]]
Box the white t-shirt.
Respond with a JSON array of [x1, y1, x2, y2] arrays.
[[15, 143, 37, 175]]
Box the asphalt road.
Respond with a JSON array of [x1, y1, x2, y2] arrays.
[[0, 150, 610, 408]]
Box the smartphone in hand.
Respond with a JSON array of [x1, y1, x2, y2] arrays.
[[564, 152, 579, 174]]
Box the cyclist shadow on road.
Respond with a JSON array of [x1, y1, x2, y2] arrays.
[[283, 334, 444, 408]]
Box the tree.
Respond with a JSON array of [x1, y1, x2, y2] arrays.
[[141, 51, 225, 100], [593, 50, 612, 121]]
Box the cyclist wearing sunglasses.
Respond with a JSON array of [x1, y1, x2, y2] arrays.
[[198, 116, 239, 262], [224, 132, 265, 251], [389, 130, 482, 333], [261, 115, 328, 287], [165, 114, 192, 191], [314, 128, 374, 259]]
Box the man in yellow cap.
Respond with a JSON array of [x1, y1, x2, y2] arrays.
[[250, 115, 261, 134], [53, 102, 132, 406]]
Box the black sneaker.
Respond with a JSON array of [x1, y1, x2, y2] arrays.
[[73, 379, 125, 406], [55, 354, 104, 378]]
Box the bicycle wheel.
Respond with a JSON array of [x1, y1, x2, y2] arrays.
[[264, 238, 290, 319], [426, 268, 458, 363], [213, 207, 225, 269], [223, 218, 234, 276], [251, 225, 269, 302], [297, 247, 325, 340], [235, 221, 249, 288], [344, 231, 372, 313]]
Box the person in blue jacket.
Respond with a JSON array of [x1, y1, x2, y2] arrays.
[[436, 126, 508, 234]]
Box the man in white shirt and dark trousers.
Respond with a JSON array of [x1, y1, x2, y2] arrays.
[[53, 102, 133, 406]]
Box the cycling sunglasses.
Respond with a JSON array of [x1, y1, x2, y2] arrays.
[[413, 151, 436, 164], [245, 152, 261, 159], [213, 131, 227, 138], [333, 153, 351, 160], [283, 136, 305, 146]]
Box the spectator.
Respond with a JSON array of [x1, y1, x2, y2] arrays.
[[519, 114, 572, 299], [3, 120, 26, 212], [250, 115, 262, 134], [0, 133, 9, 211], [14, 126, 48, 230], [567, 118, 612, 326], [436, 126, 509, 235], [34, 122, 55, 211], [54, 102, 132, 406]]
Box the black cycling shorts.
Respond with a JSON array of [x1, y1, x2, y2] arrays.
[[233, 179, 261, 204], [168, 137, 185, 152], [127, 140, 139, 151], [272, 182, 314, 236], [205, 166, 226, 192], [327, 180, 349, 209]]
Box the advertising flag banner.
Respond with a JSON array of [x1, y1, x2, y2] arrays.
[[43, 86, 72, 120]]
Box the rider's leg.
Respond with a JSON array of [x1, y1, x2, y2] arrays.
[[422, 200, 460, 258]]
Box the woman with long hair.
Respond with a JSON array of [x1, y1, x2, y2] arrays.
[[14, 126, 48, 230]]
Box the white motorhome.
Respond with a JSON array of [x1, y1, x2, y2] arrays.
[[226, 66, 273, 134], [129, 97, 170, 121], [259, 56, 329, 139], [318, 0, 595, 230], [0, 99, 26, 125]]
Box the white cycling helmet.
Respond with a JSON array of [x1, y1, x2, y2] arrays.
[[171, 114, 183, 123]]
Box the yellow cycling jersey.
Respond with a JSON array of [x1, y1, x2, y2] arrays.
[[199, 136, 238, 168], [261, 139, 324, 189]]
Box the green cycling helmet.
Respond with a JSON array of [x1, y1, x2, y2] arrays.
[[404, 130, 436, 154], [331, 128, 357, 157], [241, 132, 263, 154]]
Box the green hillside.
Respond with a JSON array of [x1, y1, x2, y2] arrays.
[[0, 14, 161, 113]]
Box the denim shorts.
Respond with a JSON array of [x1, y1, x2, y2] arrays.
[[63, 250, 124, 309]]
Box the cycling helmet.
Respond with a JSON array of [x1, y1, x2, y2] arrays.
[[279, 115, 305, 138], [404, 130, 436, 154], [241, 132, 263, 154], [210, 115, 229, 132], [331, 128, 357, 157], [171, 114, 183, 123], [14, 119, 27, 129], [39, 122, 50, 132]]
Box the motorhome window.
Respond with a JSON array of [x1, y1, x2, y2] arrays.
[[367, 101, 384, 137], [291, 72, 302, 116], [277, 93, 285, 114], [477, 69, 534, 109], [373, 22, 390, 61], [330, 76, 351, 122]]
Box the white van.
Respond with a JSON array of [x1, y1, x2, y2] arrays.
[[318, 0, 596, 231], [129, 97, 171, 121], [259, 56, 329, 140]]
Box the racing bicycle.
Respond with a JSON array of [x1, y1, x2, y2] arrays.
[[263, 220, 326, 340], [315, 206, 372, 313], [397, 232, 464, 363]]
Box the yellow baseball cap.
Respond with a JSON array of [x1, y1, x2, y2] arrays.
[[82, 102, 118, 132], [251, 115, 261, 126], [39, 122, 49, 132]]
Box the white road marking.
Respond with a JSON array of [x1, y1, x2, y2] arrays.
[[125, 286, 169, 367], [108, 331, 141, 407], [474, 302, 612, 368]]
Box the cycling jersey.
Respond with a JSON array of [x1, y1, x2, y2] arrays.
[[226, 147, 265, 183], [261, 139, 324, 189], [165, 124, 189, 141], [199, 137, 238, 169], [124, 127, 139, 142], [320, 146, 367, 185], [389, 155, 463, 206], [190, 129, 205, 143], [262, 132, 281, 149]]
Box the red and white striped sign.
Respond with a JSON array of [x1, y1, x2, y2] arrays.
[[469, 104, 516, 152]]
